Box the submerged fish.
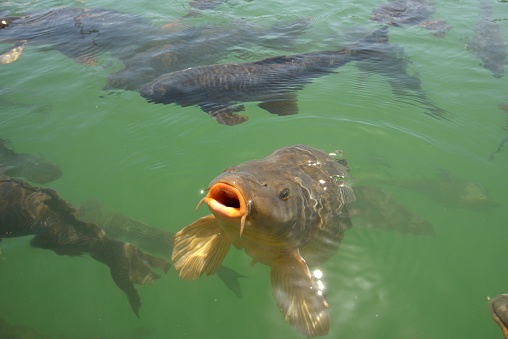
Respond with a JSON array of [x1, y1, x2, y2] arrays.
[[77, 199, 246, 298], [466, 0, 507, 78], [353, 31, 448, 119], [350, 185, 435, 236], [489, 294, 508, 339], [0, 8, 167, 65], [0, 139, 62, 184], [0, 315, 43, 339], [490, 97, 508, 160], [106, 18, 311, 91], [140, 28, 389, 125], [371, 0, 435, 26], [371, 0, 450, 37], [394, 169, 497, 209], [172, 145, 355, 337], [0, 177, 171, 316]]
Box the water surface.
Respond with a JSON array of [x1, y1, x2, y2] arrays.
[[1, 0, 507, 338]]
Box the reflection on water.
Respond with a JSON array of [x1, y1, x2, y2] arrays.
[[1, 0, 507, 338]]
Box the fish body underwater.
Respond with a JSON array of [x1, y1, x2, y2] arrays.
[[105, 18, 312, 91], [77, 199, 247, 298], [140, 28, 389, 125], [171, 145, 356, 337], [371, 0, 435, 27], [0, 177, 170, 316], [0, 138, 62, 184], [466, 0, 507, 78], [0, 7, 166, 65]]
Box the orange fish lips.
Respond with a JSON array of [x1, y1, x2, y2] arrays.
[[198, 182, 248, 236]]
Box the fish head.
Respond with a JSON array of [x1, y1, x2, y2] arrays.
[[202, 167, 302, 242], [199, 145, 355, 252], [140, 71, 203, 106], [0, 15, 23, 43]]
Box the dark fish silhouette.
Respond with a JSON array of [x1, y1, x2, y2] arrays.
[[354, 33, 448, 119], [140, 28, 393, 125], [490, 97, 508, 160], [466, 0, 507, 78], [371, 0, 450, 37], [489, 294, 508, 339], [0, 8, 166, 65], [172, 145, 355, 337], [0, 177, 171, 316], [393, 169, 497, 209], [0, 139, 62, 184], [350, 185, 435, 237], [0, 314, 45, 339], [105, 18, 311, 91], [77, 199, 246, 298]]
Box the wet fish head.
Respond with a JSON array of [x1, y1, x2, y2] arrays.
[[200, 145, 355, 251], [203, 165, 303, 244], [0, 15, 24, 43], [140, 71, 203, 106]]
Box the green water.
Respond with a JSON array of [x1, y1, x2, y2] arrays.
[[1, 0, 507, 338]]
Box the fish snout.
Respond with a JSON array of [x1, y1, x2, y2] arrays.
[[204, 182, 248, 235]]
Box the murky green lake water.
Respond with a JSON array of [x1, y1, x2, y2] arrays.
[[1, 0, 507, 338]]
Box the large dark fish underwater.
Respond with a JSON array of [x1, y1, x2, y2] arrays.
[[489, 294, 508, 339], [140, 28, 393, 125], [466, 0, 507, 78], [141, 27, 448, 125], [0, 138, 62, 184], [350, 185, 435, 237], [171, 145, 356, 337], [105, 18, 312, 91], [0, 177, 171, 316], [77, 199, 246, 298], [0, 7, 171, 65], [371, 0, 450, 37]]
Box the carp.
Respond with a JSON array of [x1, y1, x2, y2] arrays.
[[140, 28, 390, 125], [371, 0, 450, 37], [0, 8, 166, 65], [466, 0, 507, 78], [171, 145, 355, 337], [0, 139, 62, 184], [0, 177, 170, 316], [77, 199, 246, 298]]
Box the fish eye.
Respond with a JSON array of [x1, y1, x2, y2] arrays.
[[278, 188, 290, 200]]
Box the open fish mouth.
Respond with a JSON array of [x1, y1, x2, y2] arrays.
[[199, 182, 248, 236]]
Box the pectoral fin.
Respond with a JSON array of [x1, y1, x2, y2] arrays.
[[0, 40, 26, 64], [202, 104, 249, 125], [172, 215, 231, 280], [270, 250, 329, 337], [258, 94, 299, 116]]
